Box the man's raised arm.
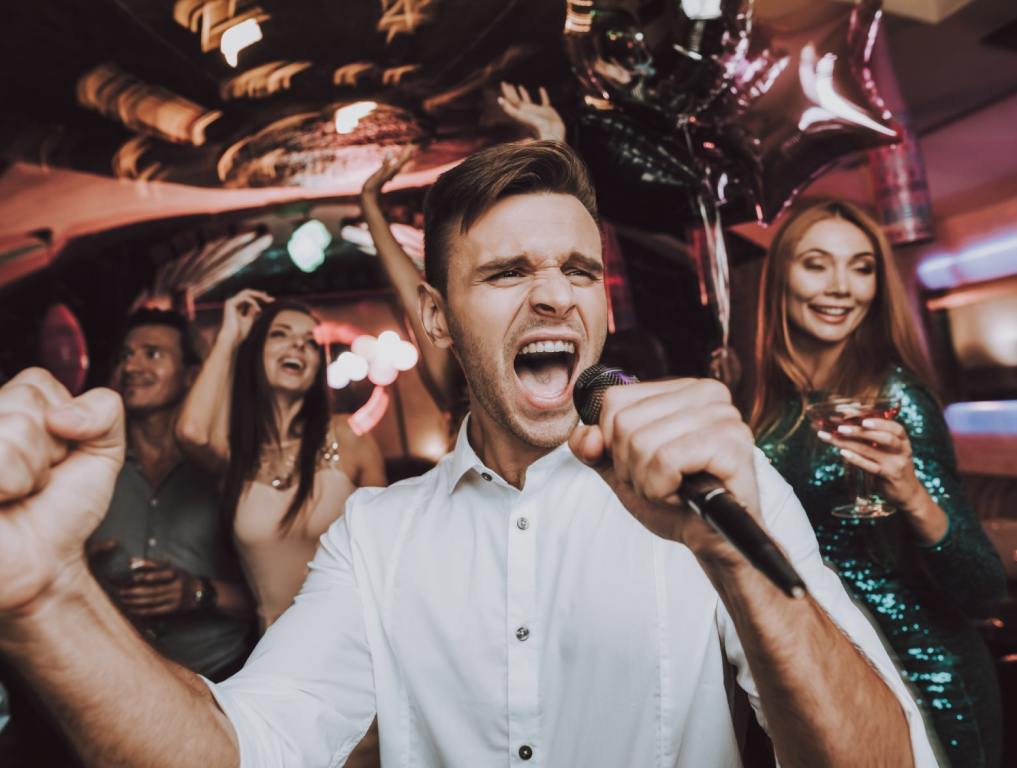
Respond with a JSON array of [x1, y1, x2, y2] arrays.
[[0, 369, 239, 767]]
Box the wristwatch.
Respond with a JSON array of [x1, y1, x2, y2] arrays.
[[193, 577, 217, 611]]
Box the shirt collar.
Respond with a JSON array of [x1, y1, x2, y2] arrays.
[[123, 445, 187, 490], [443, 415, 575, 495], [444, 416, 479, 495]]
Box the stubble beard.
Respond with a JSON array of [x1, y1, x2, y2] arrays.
[[447, 314, 576, 451], [120, 378, 186, 418]]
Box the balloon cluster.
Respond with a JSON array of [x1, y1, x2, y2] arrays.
[[567, 0, 897, 226], [327, 330, 420, 389], [314, 322, 418, 436], [565, 0, 899, 379]]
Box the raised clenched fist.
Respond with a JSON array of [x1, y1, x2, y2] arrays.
[[0, 368, 125, 616]]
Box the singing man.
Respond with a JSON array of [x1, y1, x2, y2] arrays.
[[0, 142, 938, 767]]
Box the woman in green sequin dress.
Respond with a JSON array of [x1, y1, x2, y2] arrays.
[[749, 200, 1006, 767]]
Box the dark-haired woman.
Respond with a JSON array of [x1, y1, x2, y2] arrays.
[[177, 289, 385, 629], [750, 199, 1005, 767]]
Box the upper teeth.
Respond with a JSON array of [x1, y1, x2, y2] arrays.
[[282, 358, 303, 368], [814, 307, 849, 316], [519, 340, 575, 355]]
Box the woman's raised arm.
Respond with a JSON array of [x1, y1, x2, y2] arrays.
[[176, 289, 272, 471]]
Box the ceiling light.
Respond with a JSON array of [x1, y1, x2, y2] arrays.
[[681, 0, 722, 19], [945, 401, 1017, 436], [918, 233, 1017, 290], [340, 223, 377, 255], [335, 101, 377, 135], [287, 219, 331, 273], [221, 19, 263, 68]]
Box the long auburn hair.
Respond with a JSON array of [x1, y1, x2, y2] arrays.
[[221, 300, 330, 533], [749, 199, 935, 440]]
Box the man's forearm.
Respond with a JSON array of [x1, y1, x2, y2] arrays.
[[0, 564, 239, 768], [704, 559, 913, 768]]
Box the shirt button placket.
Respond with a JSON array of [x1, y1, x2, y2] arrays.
[[507, 500, 538, 764], [146, 495, 159, 557]]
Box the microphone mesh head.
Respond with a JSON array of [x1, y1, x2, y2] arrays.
[[573, 364, 639, 425]]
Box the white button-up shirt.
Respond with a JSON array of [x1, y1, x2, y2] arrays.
[[209, 421, 939, 767]]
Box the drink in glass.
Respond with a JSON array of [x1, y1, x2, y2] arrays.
[[806, 398, 901, 519]]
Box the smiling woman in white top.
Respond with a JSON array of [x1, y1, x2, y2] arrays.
[[176, 290, 386, 630]]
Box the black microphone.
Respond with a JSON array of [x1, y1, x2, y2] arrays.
[[573, 365, 807, 600]]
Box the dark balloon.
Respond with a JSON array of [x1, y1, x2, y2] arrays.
[[574, 109, 702, 230], [564, 0, 754, 125], [566, 0, 899, 223], [704, 0, 898, 222], [565, 0, 898, 379]]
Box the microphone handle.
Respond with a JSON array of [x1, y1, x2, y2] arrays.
[[679, 473, 807, 600]]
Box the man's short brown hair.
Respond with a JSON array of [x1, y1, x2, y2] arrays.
[[423, 140, 598, 296]]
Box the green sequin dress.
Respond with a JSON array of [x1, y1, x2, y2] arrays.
[[758, 367, 1006, 767]]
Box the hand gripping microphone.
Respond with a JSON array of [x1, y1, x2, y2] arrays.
[[573, 365, 807, 600]]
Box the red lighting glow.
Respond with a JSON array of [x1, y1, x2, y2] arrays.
[[348, 386, 391, 436]]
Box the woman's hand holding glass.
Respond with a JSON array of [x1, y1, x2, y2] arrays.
[[815, 410, 930, 518]]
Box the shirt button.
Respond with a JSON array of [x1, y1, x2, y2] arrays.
[[147, 537, 158, 548], [516, 517, 529, 530], [516, 626, 529, 641], [518, 745, 533, 760], [481, 472, 492, 482], [149, 498, 158, 508]]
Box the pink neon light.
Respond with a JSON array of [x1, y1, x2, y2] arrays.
[[348, 386, 390, 435], [314, 321, 362, 346]]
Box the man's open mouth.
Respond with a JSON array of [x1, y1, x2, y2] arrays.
[[513, 339, 578, 405]]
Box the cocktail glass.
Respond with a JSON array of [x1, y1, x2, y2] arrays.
[[806, 398, 901, 519]]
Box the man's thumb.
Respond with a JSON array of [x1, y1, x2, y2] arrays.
[[569, 423, 605, 466], [45, 388, 124, 454]]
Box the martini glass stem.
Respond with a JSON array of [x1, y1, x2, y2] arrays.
[[854, 462, 876, 513]]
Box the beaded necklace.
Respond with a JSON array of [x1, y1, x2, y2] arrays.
[[258, 434, 341, 491]]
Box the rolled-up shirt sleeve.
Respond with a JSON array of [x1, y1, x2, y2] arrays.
[[716, 451, 941, 767], [204, 510, 376, 768]]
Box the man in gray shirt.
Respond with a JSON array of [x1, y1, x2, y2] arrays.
[[1, 310, 255, 767], [89, 308, 255, 679]]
